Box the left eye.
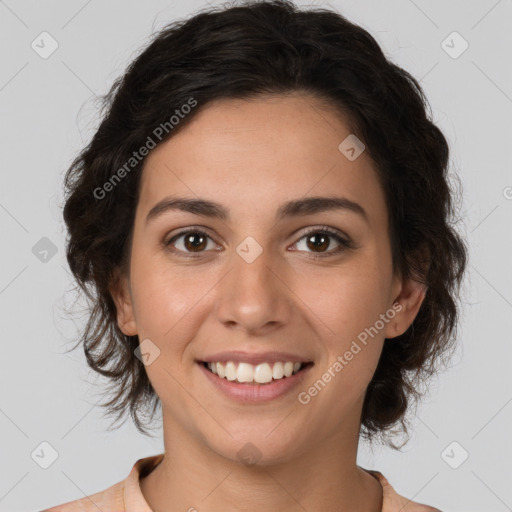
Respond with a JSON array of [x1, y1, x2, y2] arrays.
[[292, 228, 352, 257]]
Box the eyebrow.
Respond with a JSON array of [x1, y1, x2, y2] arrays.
[[145, 195, 368, 224]]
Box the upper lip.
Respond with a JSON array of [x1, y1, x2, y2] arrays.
[[198, 351, 313, 365]]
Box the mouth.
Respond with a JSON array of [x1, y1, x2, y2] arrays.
[[197, 358, 314, 403], [198, 360, 314, 386]]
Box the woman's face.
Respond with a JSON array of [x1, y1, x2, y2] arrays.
[[113, 93, 424, 463]]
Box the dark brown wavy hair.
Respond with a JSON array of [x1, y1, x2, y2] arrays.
[[62, 0, 468, 447]]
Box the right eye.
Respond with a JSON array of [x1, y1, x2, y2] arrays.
[[164, 228, 220, 258]]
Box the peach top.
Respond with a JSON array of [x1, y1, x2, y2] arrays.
[[41, 453, 442, 511]]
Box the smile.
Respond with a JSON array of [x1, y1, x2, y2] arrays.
[[197, 359, 314, 403], [202, 360, 310, 384]]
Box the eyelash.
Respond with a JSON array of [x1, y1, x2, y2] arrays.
[[164, 225, 354, 260]]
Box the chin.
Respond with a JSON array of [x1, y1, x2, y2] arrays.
[[202, 427, 308, 467]]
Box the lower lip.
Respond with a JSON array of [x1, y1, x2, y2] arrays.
[[197, 362, 313, 403]]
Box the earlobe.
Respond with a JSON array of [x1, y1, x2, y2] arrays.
[[385, 246, 430, 339], [109, 271, 138, 336], [385, 277, 428, 339]]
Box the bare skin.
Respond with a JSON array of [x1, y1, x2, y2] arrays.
[[111, 92, 427, 512]]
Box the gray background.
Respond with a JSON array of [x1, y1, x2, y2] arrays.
[[0, 0, 511, 511]]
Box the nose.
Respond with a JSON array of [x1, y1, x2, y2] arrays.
[[214, 246, 292, 336]]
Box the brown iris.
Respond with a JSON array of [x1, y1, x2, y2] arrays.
[[183, 232, 208, 252], [306, 233, 329, 252]]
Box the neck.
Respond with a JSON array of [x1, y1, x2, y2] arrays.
[[140, 416, 383, 512]]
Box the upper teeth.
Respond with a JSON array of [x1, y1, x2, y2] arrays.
[[206, 361, 303, 384]]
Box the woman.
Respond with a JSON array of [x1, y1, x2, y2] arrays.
[[43, 1, 467, 510]]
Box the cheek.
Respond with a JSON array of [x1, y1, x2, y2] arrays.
[[297, 257, 391, 338], [294, 255, 390, 386], [129, 248, 216, 343]]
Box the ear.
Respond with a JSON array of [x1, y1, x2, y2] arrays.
[[109, 269, 138, 336], [384, 250, 429, 339]]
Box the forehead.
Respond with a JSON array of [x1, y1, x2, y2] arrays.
[[138, 93, 387, 228]]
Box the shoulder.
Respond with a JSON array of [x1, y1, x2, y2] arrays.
[[38, 453, 163, 512], [364, 469, 443, 512], [39, 480, 124, 512]]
